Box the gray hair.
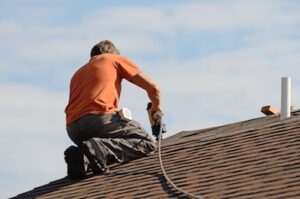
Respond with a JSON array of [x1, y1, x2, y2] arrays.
[[90, 40, 120, 57]]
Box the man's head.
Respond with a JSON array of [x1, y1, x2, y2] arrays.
[[90, 40, 120, 57]]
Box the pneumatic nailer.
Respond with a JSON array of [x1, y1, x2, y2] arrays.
[[146, 102, 167, 141]]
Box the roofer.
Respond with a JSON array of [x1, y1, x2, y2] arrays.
[[64, 40, 163, 179]]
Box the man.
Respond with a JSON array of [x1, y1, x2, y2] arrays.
[[64, 40, 163, 179]]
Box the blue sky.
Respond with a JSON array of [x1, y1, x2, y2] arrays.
[[1, 0, 300, 198]]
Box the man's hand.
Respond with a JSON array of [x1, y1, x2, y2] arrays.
[[150, 106, 164, 123]]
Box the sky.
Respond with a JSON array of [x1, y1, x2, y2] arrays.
[[1, 0, 300, 198]]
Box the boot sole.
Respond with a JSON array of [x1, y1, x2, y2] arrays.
[[64, 146, 86, 179]]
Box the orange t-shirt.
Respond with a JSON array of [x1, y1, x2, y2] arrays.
[[65, 53, 141, 125]]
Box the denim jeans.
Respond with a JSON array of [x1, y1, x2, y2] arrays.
[[67, 113, 156, 166]]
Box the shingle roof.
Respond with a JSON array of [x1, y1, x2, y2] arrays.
[[12, 111, 300, 199]]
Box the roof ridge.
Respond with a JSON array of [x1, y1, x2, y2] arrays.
[[162, 114, 300, 147]]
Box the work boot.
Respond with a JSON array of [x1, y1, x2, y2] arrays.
[[81, 139, 108, 174], [64, 146, 87, 180]]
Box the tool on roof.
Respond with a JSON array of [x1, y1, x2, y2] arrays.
[[261, 105, 280, 116], [146, 102, 166, 140], [147, 102, 205, 199]]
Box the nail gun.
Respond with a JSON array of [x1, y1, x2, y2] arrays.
[[146, 102, 167, 140]]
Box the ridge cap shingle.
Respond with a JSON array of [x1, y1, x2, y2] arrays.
[[162, 110, 300, 147]]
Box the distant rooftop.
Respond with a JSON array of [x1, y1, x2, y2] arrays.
[[12, 111, 300, 198]]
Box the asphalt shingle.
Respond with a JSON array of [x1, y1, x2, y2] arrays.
[[12, 111, 300, 199]]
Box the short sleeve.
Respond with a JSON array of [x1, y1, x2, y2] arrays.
[[115, 55, 141, 81]]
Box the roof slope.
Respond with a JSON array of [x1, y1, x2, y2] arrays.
[[12, 111, 300, 199]]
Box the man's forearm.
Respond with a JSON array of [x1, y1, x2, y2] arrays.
[[147, 84, 161, 109], [131, 72, 162, 111]]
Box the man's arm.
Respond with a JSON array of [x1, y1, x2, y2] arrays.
[[131, 72, 163, 113]]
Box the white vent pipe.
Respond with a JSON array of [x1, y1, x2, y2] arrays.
[[281, 77, 291, 120]]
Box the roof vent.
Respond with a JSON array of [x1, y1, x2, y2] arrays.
[[281, 77, 291, 120], [261, 77, 293, 119]]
